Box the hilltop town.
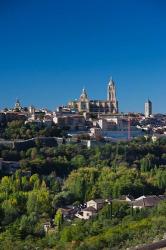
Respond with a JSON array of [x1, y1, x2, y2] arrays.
[[1, 79, 166, 249], [1, 78, 166, 148], [1, 0, 166, 249]]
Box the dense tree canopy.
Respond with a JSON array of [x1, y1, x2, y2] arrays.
[[0, 127, 166, 249]]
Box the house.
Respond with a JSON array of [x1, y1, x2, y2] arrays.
[[87, 199, 105, 211], [59, 206, 78, 220], [75, 206, 97, 220], [75, 199, 107, 220], [118, 195, 135, 202], [132, 195, 164, 209], [135, 195, 146, 201], [53, 113, 86, 131]]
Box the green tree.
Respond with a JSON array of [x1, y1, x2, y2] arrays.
[[54, 209, 63, 230]]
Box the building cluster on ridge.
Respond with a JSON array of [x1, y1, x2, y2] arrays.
[[1, 77, 166, 139]]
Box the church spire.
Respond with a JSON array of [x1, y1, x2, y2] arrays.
[[108, 76, 115, 86], [108, 78, 116, 101]]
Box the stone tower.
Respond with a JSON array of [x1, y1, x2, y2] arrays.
[[107, 78, 118, 113], [145, 99, 152, 118]]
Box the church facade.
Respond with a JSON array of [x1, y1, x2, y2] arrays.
[[68, 78, 119, 114]]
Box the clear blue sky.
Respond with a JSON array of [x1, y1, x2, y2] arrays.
[[0, 0, 166, 113]]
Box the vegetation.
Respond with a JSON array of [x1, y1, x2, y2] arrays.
[[0, 120, 64, 139], [1, 123, 166, 249]]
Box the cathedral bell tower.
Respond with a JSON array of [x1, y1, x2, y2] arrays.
[[107, 77, 119, 113]]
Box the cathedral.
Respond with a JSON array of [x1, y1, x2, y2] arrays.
[[68, 78, 119, 114]]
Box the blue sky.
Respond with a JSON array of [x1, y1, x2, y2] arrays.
[[0, 0, 166, 113]]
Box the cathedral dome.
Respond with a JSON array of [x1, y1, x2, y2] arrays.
[[80, 88, 88, 101]]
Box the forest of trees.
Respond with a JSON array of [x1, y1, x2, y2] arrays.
[[0, 120, 65, 139], [1, 123, 166, 249]]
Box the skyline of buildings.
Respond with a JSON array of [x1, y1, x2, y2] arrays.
[[0, 77, 154, 115], [0, 1, 165, 113], [2, 81, 166, 140]]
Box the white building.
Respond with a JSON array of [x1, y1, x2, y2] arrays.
[[75, 206, 97, 220], [75, 199, 105, 220]]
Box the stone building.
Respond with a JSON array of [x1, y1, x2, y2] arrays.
[[68, 78, 119, 114], [53, 113, 86, 130]]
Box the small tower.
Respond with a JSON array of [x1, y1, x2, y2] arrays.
[[145, 99, 152, 118], [107, 77, 118, 113]]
